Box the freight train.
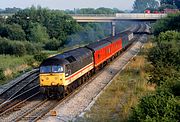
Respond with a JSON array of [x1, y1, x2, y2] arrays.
[[39, 31, 134, 97]]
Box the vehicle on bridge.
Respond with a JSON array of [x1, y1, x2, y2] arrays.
[[144, 9, 179, 14]]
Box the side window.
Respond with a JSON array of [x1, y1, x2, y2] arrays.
[[65, 65, 71, 76], [98, 54, 100, 59], [106, 49, 108, 53], [106, 48, 110, 54]]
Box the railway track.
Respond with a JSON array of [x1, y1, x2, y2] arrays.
[[36, 23, 148, 121], [0, 85, 40, 116], [0, 23, 148, 122], [0, 70, 40, 118], [0, 69, 38, 102]]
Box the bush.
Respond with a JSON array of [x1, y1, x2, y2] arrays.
[[147, 31, 180, 69], [0, 38, 10, 54], [158, 78, 180, 97], [0, 68, 5, 81], [44, 38, 62, 50], [24, 41, 41, 55], [34, 52, 48, 62], [153, 13, 180, 36], [25, 57, 36, 68], [0, 37, 42, 56], [27, 22, 49, 43], [11, 41, 26, 56], [148, 66, 180, 86], [0, 23, 26, 40], [129, 91, 180, 122]]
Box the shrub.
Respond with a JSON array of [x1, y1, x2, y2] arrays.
[[158, 78, 180, 97], [153, 13, 180, 36], [0, 68, 5, 81], [27, 22, 49, 43], [129, 91, 180, 122], [44, 38, 62, 50], [11, 41, 26, 56], [148, 66, 180, 86], [0, 37, 42, 56], [0, 23, 26, 40], [34, 52, 48, 62], [25, 57, 36, 68], [24, 41, 41, 55]]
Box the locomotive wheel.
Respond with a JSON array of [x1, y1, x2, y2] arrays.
[[77, 79, 82, 86]]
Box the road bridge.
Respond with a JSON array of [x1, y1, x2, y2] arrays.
[[71, 13, 167, 36], [71, 13, 167, 22]]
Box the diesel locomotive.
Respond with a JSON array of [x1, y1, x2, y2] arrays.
[[39, 31, 134, 97]]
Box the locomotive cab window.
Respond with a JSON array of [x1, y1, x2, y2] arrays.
[[40, 66, 64, 73], [65, 65, 71, 76], [40, 66, 51, 73], [52, 66, 63, 73]]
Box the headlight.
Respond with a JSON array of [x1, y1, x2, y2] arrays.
[[51, 82, 56, 85]]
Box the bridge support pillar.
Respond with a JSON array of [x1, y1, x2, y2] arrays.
[[111, 21, 116, 36]]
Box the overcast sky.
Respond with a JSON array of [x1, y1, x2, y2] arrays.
[[0, 0, 134, 10]]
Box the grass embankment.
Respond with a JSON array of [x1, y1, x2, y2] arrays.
[[82, 41, 155, 122], [0, 55, 33, 84]]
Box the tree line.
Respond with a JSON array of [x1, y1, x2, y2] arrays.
[[65, 7, 124, 14], [0, 6, 81, 55], [133, 0, 180, 13], [129, 13, 180, 122], [0, 6, 129, 56]]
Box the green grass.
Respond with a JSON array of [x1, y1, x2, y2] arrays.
[[78, 41, 155, 122], [0, 55, 33, 84], [0, 55, 32, 70], [41, 50, 58, 55]]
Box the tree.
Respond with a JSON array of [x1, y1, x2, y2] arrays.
[[95, 7, 114, 14], [34, 52, 48, 62], [129, 91, 180, 122], [175, 0, 180, 9], [158, 4, 177, 11], [147, 31, 180, 85], [160, 0, 174, 5], [11, 41, 26, 56], [76, 8, 95, 14], [44, 38, 62, 50], [7, 6, 80, 45], [27, 22, 49, 43], [160, 0, 180, 9], [148, 31, 180, 67], [153, 13, 180, 36], [133, 0, 159, 13], [0, 24, 26, 40]]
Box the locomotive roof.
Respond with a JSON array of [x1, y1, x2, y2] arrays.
[[40, 47, 92, 66], [86, 40, 111, 51], [40, 58, 69, 66], [55, 47, 92, 61], [86, 31, 132, 51]]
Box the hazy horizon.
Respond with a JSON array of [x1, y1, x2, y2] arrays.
[[0, 0, 134, 10]]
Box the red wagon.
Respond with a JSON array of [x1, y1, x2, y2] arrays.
[[86, 36, 122, 67]]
